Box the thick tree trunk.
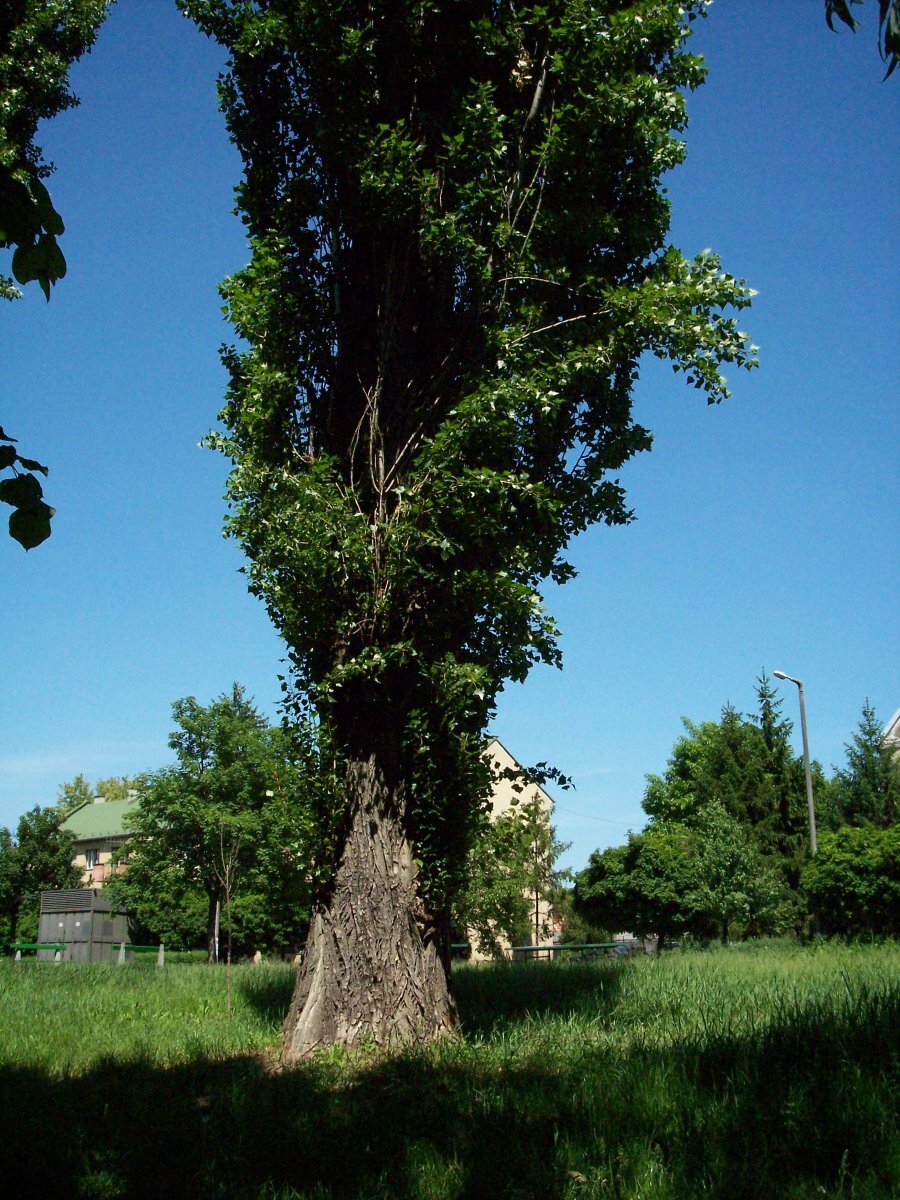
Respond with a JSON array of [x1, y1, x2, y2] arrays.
[[283, 752, 457, 1061]]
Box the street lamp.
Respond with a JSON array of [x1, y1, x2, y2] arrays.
[[773, 671, 817, 856]]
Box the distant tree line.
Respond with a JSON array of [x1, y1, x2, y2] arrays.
[[574, 679, 899, 945], [1, 685, 567, 961]]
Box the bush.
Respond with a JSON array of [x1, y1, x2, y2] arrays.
[[802, 824, 900, 936]]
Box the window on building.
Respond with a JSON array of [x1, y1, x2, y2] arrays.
[[85, 849, 100, 869]]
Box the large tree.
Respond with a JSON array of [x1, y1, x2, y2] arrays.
[[643, 680, 818, 882], [111, 686, 318, 962], [802, 824, 900, 937], [0, 805, 81, 947], [182, 0, 757, 1057], [575, 803, 792, 949]]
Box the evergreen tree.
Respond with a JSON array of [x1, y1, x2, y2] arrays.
[[751, 672, 808, 867], [832, 701, 900, 829]]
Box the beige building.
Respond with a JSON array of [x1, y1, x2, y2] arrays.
[[471, 736, 560, 961], [883, 709, 900, 752], [60, 796, 137, 887]]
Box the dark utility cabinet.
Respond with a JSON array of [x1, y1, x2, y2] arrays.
[[38, 889, 131, 962]]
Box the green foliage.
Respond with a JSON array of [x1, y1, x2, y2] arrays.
[[552, 886, 613, 945], [830, 699, 900, 829], [454, 792, 570, 955], [643, 678, 811, 867], [0, 1, 109, 545], [0, 0, 108, 296], [577, 677, 809, 944], [575, 809, 795, 947], [825, 0, 900, 77], [181, 0, 757, 921], [0, 804, 81, 948], [583, 688, 898, 944], [688, 801, 798, 941], [0, 425, 54, 548], [108, 686, 321, 958], [54, 772, 134, 817], [802, 824, 900, 936], [575, 825, 698, 944]]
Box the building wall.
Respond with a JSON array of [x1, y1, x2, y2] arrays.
[[467, 738, 559, 962], [72, 839, 128, 888]]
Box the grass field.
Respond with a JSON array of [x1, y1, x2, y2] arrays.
[[0, 941, 896, 1199]]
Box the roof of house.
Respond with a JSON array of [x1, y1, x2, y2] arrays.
[[883, 709, 900, 749], [61, 798, 138, 842]]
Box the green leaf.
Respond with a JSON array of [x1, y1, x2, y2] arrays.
[[30, 179, 65, 237], [9, 501, 54, 550], [0, 446, 16, 470], [16, 457, 49, 476], [11, 234, 66, 291], [0, 472, 42, 507], [11, 241, 42, 285], [825, 1, 860, 33], [0, 428, 15, 443]]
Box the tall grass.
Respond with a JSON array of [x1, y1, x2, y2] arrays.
[[0, 941, 896, 1199], [0, 960, 290, 1072]]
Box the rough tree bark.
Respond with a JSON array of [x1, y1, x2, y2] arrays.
[[283, 745, 458, 1061]]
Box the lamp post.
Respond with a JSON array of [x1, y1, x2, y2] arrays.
[[773, 670, 817, 856]]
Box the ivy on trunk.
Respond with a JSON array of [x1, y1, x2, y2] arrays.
[[182, 0, 757, 1058]]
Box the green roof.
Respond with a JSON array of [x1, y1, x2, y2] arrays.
[[61, 798, 138, 842]]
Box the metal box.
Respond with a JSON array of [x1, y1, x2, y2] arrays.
[[38, 889, 131, 962]]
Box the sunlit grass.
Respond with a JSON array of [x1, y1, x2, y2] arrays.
[[0, 941, 896, 1199], [0, 960, 294, 1072]]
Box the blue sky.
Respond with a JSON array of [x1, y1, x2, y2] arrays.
[[2, 2, 897, 872]]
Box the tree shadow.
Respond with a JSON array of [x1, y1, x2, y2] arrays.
[[237, 959, 628, 1040], [453, 959, 627, 1037], [1, 977, 895, 1200], [238, 967, 296, 1026]]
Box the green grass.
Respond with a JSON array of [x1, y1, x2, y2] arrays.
[[0, 942, 897, 1199]]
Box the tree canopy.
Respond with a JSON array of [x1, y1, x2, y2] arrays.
[[830, 700, 900, 829], [801, 824, 900, 937], [825, 0, 900, 77], [109, 686, 320, 961], [181, 0, 758, 1056], [643, 677, 813, 870], [575, 801, 794, 947], [577, 689, 898, 945], [0, 804, 81, 947]]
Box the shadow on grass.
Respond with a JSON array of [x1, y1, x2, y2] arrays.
[[238, 968, 296, 1027], [237, 959, 629, 1040], [1, 969, 896, 1200]]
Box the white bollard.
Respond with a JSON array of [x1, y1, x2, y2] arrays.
[[156, 943, 165, 968]]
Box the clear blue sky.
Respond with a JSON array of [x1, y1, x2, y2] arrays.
[[2, 2, 897, 873]]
